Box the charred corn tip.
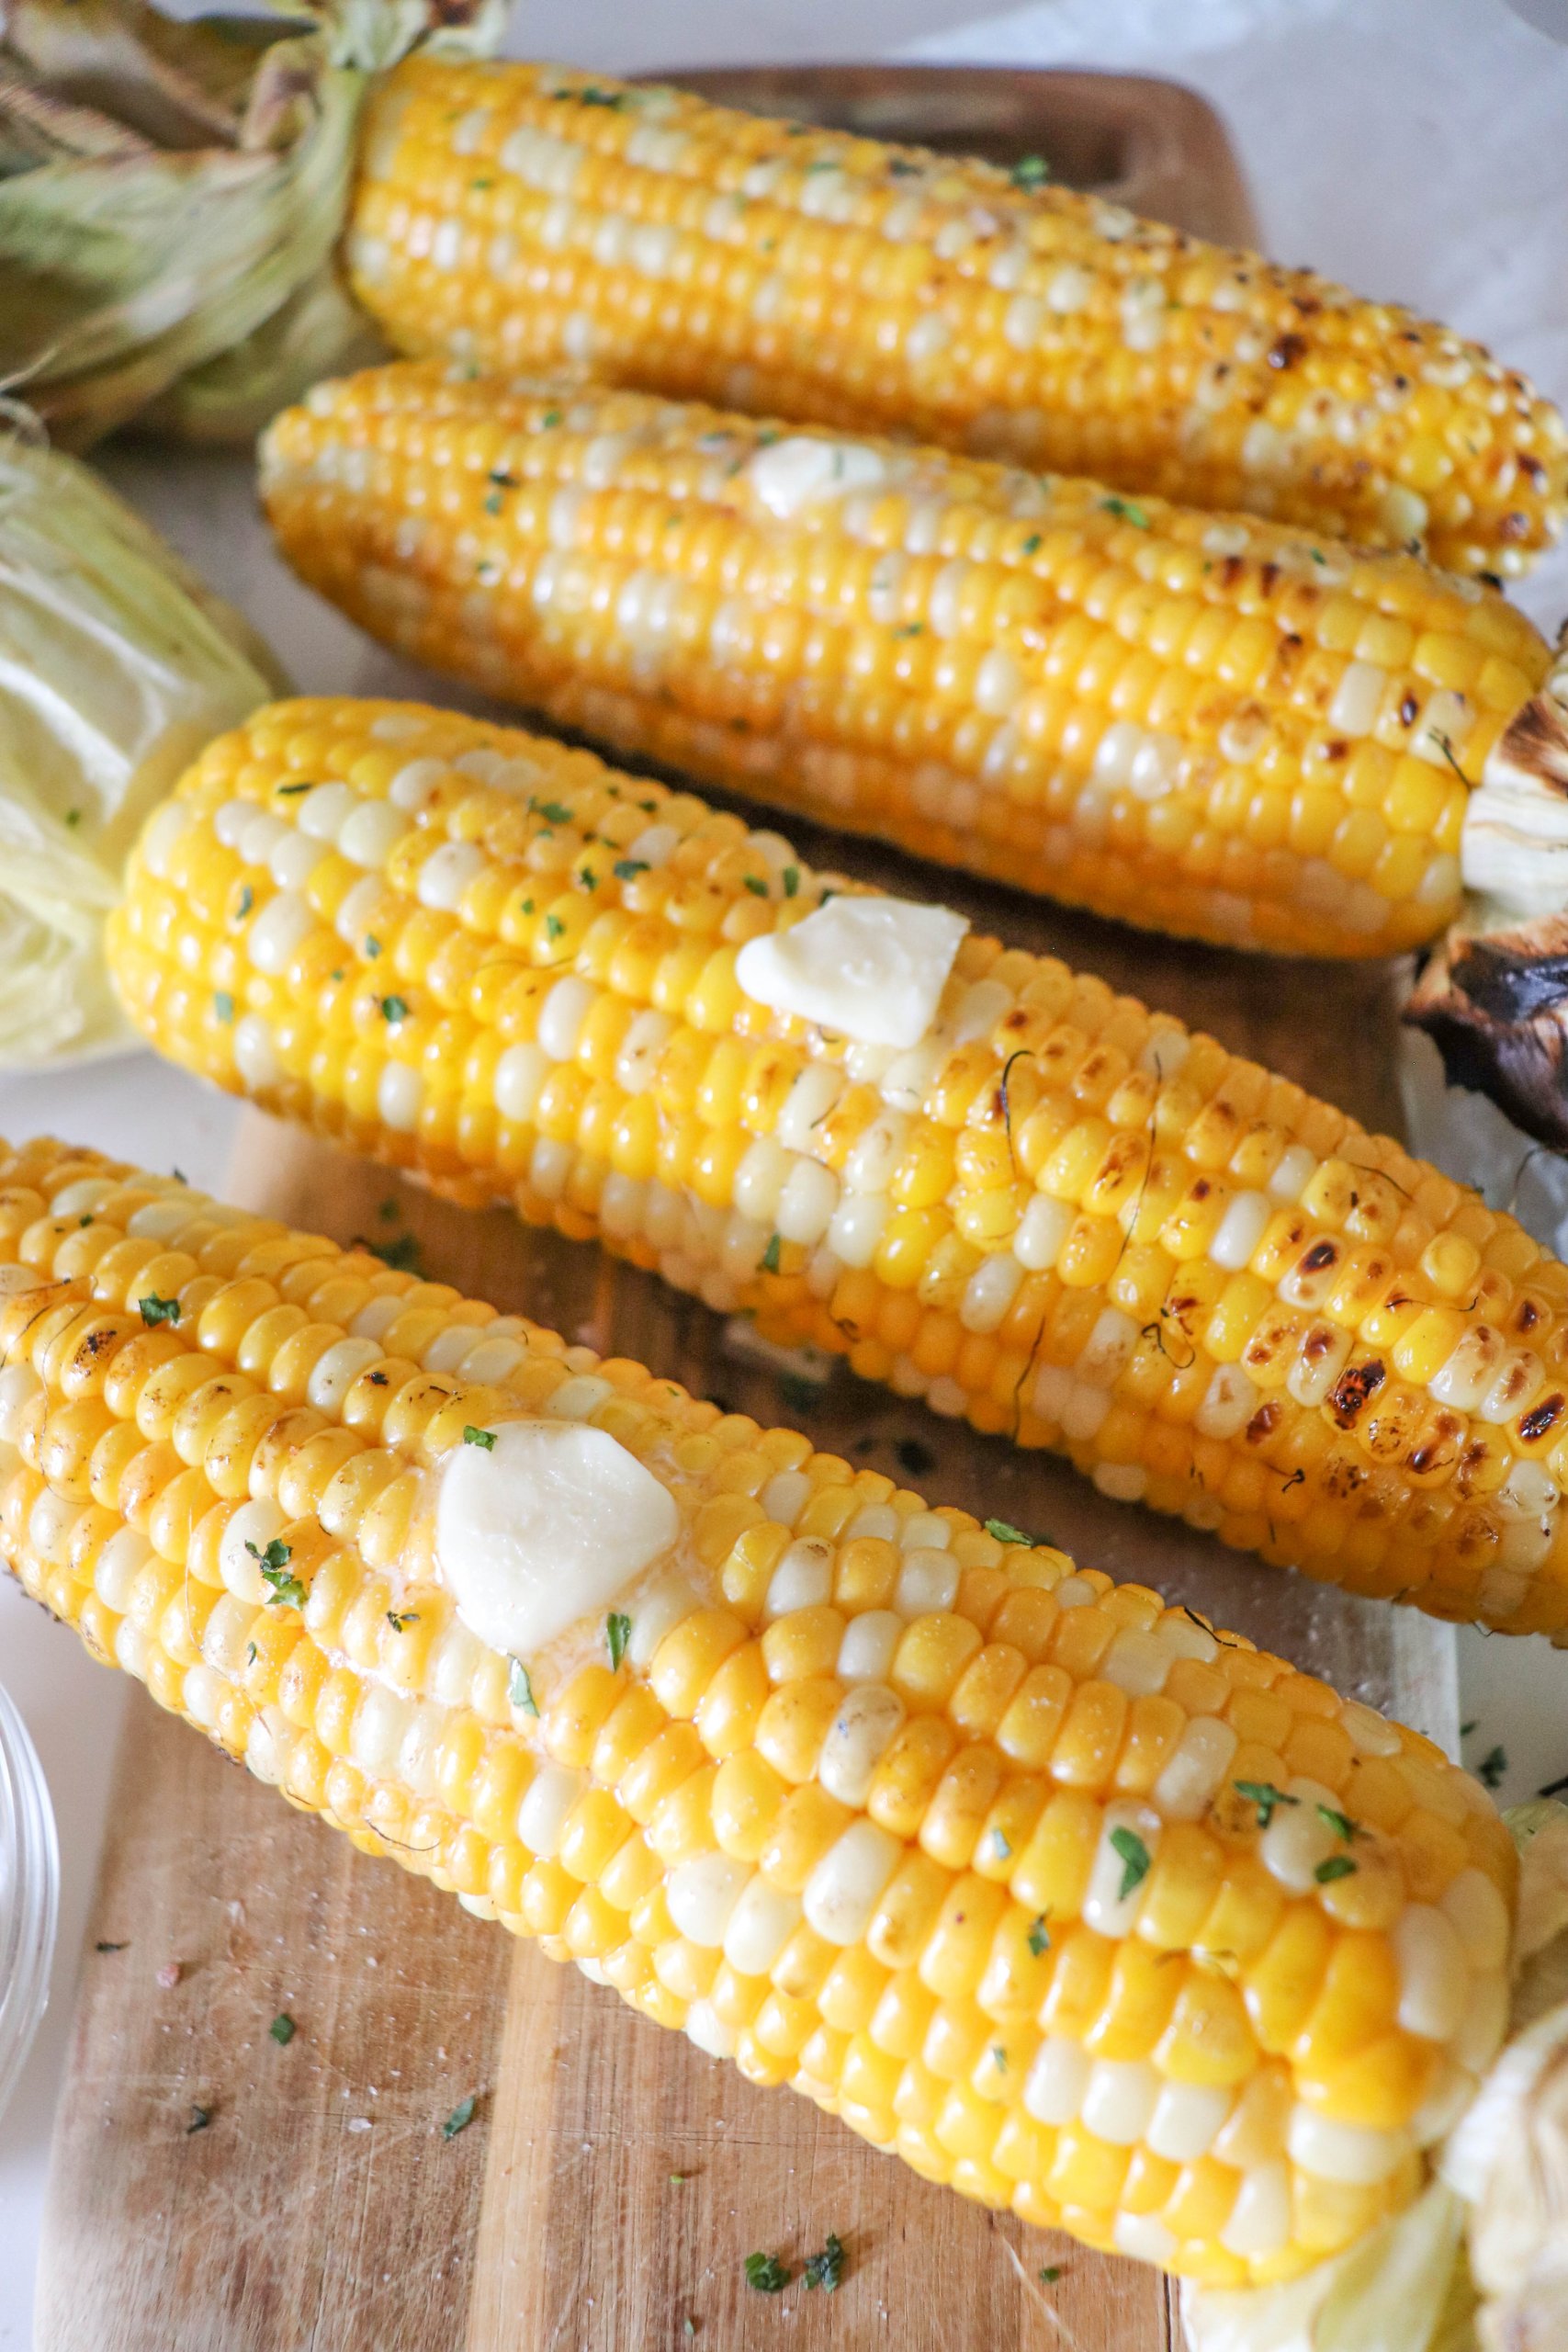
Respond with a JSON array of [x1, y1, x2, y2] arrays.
[[107, 696, 1568, 1643], [260, 362, 1552, 958], [0, 1132, 1515, 2287], [344, 57, 1568, 579]]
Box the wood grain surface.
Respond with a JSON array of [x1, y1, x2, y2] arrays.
[[34, 66, 1448, 2352]]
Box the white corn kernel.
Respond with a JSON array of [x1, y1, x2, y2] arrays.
[[669, 1852, 751, 1948], [818, 1684, 906, 1807], [838, 1611, 903, 1683], [1393, 1905, 1470, 2041], [1023, 2036, 1089, 2125], [803, 1820, 901, 1945]]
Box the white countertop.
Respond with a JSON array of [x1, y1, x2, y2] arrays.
[[5, 0, 1568, 2338]]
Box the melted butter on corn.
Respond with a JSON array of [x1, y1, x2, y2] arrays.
[[0, 1136, 1517, 2286], [344, 59, 1568, 578], [260, 366, 1556, 957], [107, 698, 1568, 1639]]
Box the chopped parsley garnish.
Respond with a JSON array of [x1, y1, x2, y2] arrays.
[[365, 934, 382, 958], [614, 858, 649, 882], [65, 807, 81, 827], [186, 2105, 211, 2134], [761, 1233, 783, 1275], [484, 490, 503, 514], [532, 799, 573, 825], [990, 1829, 1012, 1860], [269, 2013, 297, 2047], [743, 875, 769, 896], [783, 866, 800, 897], [544, 913, 565, 942], [276, 780, 314, 797], [985, 1518, 1038, 1547], [387, 1610, 420, 1632], [1235, 1780, 1298, 1830], [462, 1425, 496, 1450], [1315, 1804, 1359, 1843], [379, 994, 409, 1023], [1101, 494, 1151, 528], [1109, 1826, 1151, 1901], [235, 884, 254, 921], [540, 408, 562, 429], [138, 1294, 181, 1328], [744, 2253, 790, 2294], [1039, 2265, 1062, 2285], [1027, 1915, 1051, 1957], [1478, 1746, 1507, 1791], [353, 1229, 425, 1274], [1314, 1854, 1358, 1884], [990, 2043, 1008, 2072], [247, 1537, 306, 1610], [803, 2233, 845, 2292], [214, 991, 235, 1023], [1021, 534, 1043, 555], [1010, 153, 1049, 189], [442, 2094, 478, 2139], [893, 621, 925, 638], [670, 2171, 691, 2185], [605, 1611, 632, 1671], [509, 1657, 538, 1715], [95, 1940, 129, 1953]]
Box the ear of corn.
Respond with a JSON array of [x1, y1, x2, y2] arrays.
[[0, 1134, 1515, 2285], [261, 365, 1554, 958], [107, 698, 1568, 1640], [344, 58, 1568, 579]]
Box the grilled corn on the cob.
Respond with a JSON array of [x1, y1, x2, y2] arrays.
[[0, 1135, 1517, 2285], [261, 365, 1554, 957], [344, 58, 1568, 578], [106, 698, 1568, 1640]]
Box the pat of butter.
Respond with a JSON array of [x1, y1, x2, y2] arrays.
[[747, 435, 888, 520], [735, 896, 968, 1049], [434, 1420, 680, 1658]]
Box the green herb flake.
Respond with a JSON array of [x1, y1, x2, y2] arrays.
[[985, 1518, 1037, 1547], [484, 490, 503, 515], [354, 1229, 426, 1275], [614, 858, 649, 883], [1315, 1804, 1359, 1843], [365, 935, 382, 958], [1461, 1720, 1477, 1737], [235, 884, 254, 921], [1010, 153, 1050, 189], [1110, 1825, 1151, 1902], [95, 1940, 129, 1953], [606, 1611, 632, 1670], [387, 1610, 420, 1633], [65, 807, 81, 828], [248, 1537, 307, 1611], [442, 2094, 478, 2140], [462, 1425, 497, 1451], [138, 1294, 181, 1329], [1479, 1746, 1507, 1790], [744, 2252, 791, 2295], [509, 1657, 538, 1715], [893, 621, 925, 638], [990, 1829, 1012, 1860], [782, 865, 800, 898], [1314, 1854, 1358, 1885], [761, 1233, 783, 1275], [778, 1374, 820, 1417], [1027, 1915, 1050, 1958], [1101, 494, 1151, 529], [269, 2013, 297, 2047], [670, 2170, 691, 2185], [533, 799, 574, 825], [803, 2233, 845, 2293], [276, 780, 314, 797], [544, 913, 566, 942], [214, 991, 235, 1023], [1021, 533, 1043, 555], [990, 2043, 1008, 2072], [1235, 1780, 1299, 1830], [186, 2105, 211, 2135], [246, 1642, 257, 1666], [380, 994, 410, 1024], [541, 408, 563, 430], [743, 874, 769, 897], [1039, 2265, 1062, 2285]]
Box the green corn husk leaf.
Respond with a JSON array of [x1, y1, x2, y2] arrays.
[[0, 0, 504, 448], [0, 404, 284, 1065]]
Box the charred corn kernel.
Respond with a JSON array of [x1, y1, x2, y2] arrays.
[[345, 61, 1568, 579], [0, 1137, 1517, 2285], [263, 370, 1555, 956], [107, 697, 1568, 1638]]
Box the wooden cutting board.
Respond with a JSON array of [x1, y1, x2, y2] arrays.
[[34, 65, 1450, 2352]]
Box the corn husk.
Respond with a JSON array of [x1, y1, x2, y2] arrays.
[[1182, 1804, 1568, 2352], [0, 0, 503, 448], [0, 405, 283, 1064]]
